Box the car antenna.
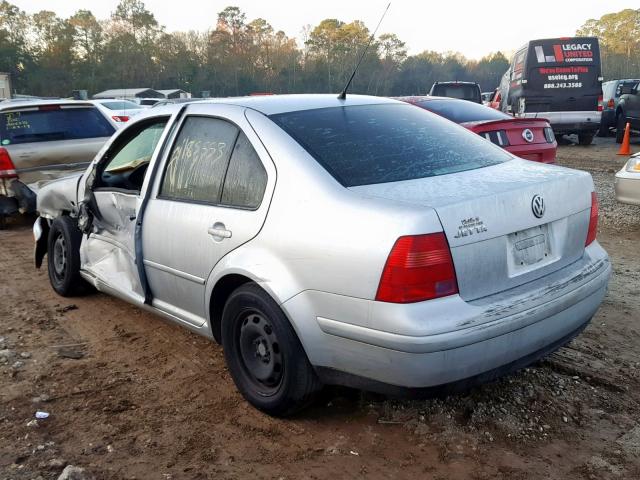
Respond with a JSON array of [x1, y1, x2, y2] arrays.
[[337, 2, 391, 100]]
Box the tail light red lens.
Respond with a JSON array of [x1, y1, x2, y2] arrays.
[[0, 147, 18, 179], [112, 115, 130, 122], [597, 95, 603, 112], [376, 232, 458, 303], [585, 192, 598, 246]]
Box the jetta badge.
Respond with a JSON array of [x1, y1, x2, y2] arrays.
[[531, 195, 545, 218], [522, 128, 534, 143]]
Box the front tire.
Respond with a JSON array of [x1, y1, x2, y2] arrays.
[[221, 283, 321, 416], [47, 216, 85, 296]]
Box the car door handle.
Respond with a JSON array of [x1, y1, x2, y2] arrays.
[[208, 226, 232, 239]]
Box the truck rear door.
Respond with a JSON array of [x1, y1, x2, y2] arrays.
[[523, 38, 602, 113]]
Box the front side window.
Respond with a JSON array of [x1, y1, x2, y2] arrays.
[[270, 104, 511, 187], [98, 118, 169, 191], [160, 117, 238, 203], [105, 121, 167, 173]]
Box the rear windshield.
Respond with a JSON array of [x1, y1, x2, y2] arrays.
[[431, 84, 480, 102], [416, 99, 511, 123], [0, 106, 115, 146], [270, 104, 511, 187], [100, 101, 140, 110]]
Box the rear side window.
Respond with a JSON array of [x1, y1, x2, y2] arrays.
[[221, 132, 267, 209], [160, 117, 238, 203], [0, 106, 115, 145], [270, 104, 511, 187], [416, 99, 511, 123]]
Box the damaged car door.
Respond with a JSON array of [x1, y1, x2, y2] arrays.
[[79, 116, 171, 302]]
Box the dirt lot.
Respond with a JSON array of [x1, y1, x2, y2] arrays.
[[1, 137, 640, 480]]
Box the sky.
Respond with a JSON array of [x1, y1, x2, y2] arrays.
[[11, 0, 636, 59]]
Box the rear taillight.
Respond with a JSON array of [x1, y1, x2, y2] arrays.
[[112, 115, 130, 122], [0, 147, 18, 179], [585, 192, 598, 246], [597, 95, 603, 112], [607, 98, 615, 109], [544, 127, 556, 143], [38, 105, 61, 111], [481, 130, 510, 147], [376, 232, 458, 303]]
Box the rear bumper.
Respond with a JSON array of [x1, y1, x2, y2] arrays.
[[519, 111, 600, 135], [284, 242, 610, 389], [505, 142, 556, 163], [614, 171, 640, 206]]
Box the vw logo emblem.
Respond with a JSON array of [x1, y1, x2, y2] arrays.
[[522, 128, 534, 143], [531, 195, 545, 218]]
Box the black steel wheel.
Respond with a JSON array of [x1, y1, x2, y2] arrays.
[[238, 310, 284, 394], [221, 283, 322, 416], [47, 216, 85, 296]]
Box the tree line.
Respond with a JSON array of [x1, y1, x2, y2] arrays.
[[0, 1, 637, 99]]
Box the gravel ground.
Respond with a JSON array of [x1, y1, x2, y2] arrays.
[[1, 137, 639, 479], [556, 135, 640, 233]]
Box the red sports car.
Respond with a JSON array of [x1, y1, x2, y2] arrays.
[[397, 96, 557, 163]]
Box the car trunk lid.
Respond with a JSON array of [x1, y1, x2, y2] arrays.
[[350, 159, 593, 301], [462, 118, 550, 146]]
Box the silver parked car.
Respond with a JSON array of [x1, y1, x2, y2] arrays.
[[34, 95, 611, 416], [614, 153, 640, 205], [0, 100, 117, 225]]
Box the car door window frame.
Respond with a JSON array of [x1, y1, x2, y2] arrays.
[[91, 116, 171, 195], [156, 114, 268, 211]]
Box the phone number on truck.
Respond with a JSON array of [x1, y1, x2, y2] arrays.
[[543, 82, 583, 89]]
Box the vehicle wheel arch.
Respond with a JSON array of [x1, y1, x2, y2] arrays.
[[205, 250, 305, 343]]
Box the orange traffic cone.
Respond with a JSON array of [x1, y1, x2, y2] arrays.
[[617, 122, 632, 155]]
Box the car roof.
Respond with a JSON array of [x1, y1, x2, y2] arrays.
[[433, 81, 479, 86], [0, 99, 96, 111], [92, 98, 139, 104], [146, 94, 401, 116]]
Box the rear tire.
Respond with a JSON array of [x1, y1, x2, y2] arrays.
[[47, 216, 85, 296], [578, 133, 594, 146], [615, 114, 626, 144], [221, 283, 322, 416], [596, 118, 610, 137]]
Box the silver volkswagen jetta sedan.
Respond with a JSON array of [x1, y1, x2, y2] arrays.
[[34, 94, 611, 416]]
